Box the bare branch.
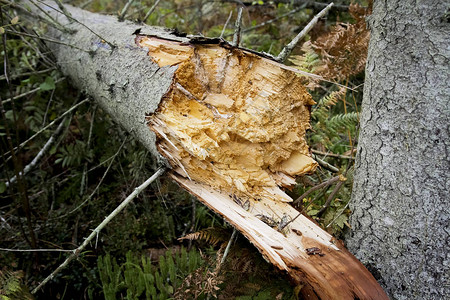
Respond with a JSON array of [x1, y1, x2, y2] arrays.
[[31, 168, 166, 294], [0, 67, 55, 81], [227, 6, 303, 37], [80, 104, 97, 196], [220, 10, 233, 39], [4, 98, 88, 159], [311, 148, 355, 160], [317, 178, 346, 216], [52, 0, 72, 19], [0, 247, 72, 252], [28, 0, 72, 32], [313, 154, 339, 173], [6, 115, 70, 187], [5, 30, 89, 52], [62, 136, 129, 217], [118, 0, 134, 21], [293, 175, 342, 205], [1, 0, 65, 32], [141, 0, 161, 24], [1, 77, 66, 105], [220, 228, 237, 265], [35, 0, 115, 49], [277, 2, 334, 62], [232, 6, 243, 47]]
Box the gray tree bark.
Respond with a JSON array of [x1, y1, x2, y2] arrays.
[[346, 1, 450, 299]]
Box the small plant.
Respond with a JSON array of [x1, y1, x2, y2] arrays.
[[0, 269, 33, 300], [98, 247, 205, 299]]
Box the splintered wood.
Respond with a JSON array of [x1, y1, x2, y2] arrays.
[[138, 36, 317, 203], [137, 36, 388, 299]]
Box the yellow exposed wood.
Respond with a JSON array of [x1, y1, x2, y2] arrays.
[[136, 36, 388, 299], [139, 36, 317, 204]]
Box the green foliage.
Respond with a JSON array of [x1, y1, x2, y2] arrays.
[[310, 87, 359, 152], [0, 269, 33, 300], [98, 248, 204, 299], [55, 139, 91, 168]]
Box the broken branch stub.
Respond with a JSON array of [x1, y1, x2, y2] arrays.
[[139, 35, 318, 203]]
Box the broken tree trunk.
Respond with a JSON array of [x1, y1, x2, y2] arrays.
[[15, 1, 388, 298]]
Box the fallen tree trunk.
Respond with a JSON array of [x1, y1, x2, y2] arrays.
[[14, 1, 388, 298]]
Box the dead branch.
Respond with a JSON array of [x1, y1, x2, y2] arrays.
[[31, 167, 165, 294], [277, 2, 334, 62]]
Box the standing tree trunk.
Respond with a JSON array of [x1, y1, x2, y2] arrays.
[[346, 1, 449, 299]]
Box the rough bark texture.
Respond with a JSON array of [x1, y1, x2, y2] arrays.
[[19, 1, 388, 298], [346, 1, 450, 299], [21, 0, 187, 159]]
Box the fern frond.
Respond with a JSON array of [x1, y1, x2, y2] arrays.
[[312, 87, 347, 122], [0, 269, 31, 300], [327, 112, 359, 133], [310, 3, 372, 82], [289, 42, 321, 73], [178, 227, 229, 246]]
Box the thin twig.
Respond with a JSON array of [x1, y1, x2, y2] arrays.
[[5, 30, 88, 52], [1, 7, 37, 248], [311, 148, 355, 160], [220, 11, 233, 39], [141, 0, 161, 24], [230, 6, 303, 36], [42, 89, 55, 126], [31, 167, 166, 294], [0, 67, 55, 81], [6, 115, 70, 187], [60, 136, 129, 218], [293, 175, 341, 205], [1, 0, 66, 32], [80, 0, 93, 9], [80, 104, 97, 196], [313, 154, 339, 173], [282, 174, 346, 230], [118, 0, 134, 21], [265, 59, 358, 91], [220, 228, 237, 265], [4, 98, 88, 158], [0, 247, 72, 252], [232, 6, 243, 47], [35, 0, 115, 49], [276, 2, 334, 62], [317, 179, 346, 216], [29, 0, 72, 33], [1, 77, 66, 105], [326, 200, 350, 228], [53, 0, 72, 19]]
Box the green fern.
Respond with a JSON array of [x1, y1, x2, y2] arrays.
[[0, 270, 32, 300], [98, 247, 204, 300], [289, 41, 321, 74], [310, 87, 358, 150], [312, 87, 347, 122], [327, 112, 359, 134]]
